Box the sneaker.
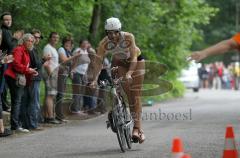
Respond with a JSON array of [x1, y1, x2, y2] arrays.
[[56, 117, 68, 123], [87, 109, 101, 115], [43, 117, 49, 123], [71, 111, 88, 116], [31, 127, 44, 131], [3, 108, 11, 113], [16, 127, 30, 133], [44, 118, 61, 124], [71, 110, 81, 114], [0, 128, 12, 137], [47, 118, 62, 124]]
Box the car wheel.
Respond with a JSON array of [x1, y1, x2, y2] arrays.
[[193, 88, 199, 92]]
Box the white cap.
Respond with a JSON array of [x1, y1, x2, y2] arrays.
[[104, 17, 122, 31]]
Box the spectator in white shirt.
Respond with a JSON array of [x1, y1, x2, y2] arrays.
[[70, 39, 91, 115], [55, 35, 74, 122], [42, 32, 61, 124]]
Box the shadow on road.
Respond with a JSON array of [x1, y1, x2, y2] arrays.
[[59, 148, 142, 157]]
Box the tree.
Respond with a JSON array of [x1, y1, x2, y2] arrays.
[[192, 0, 238, 65], [0, 0, 217, 98]]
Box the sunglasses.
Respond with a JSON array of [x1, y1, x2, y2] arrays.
[[34, 36, 41, 39], [27, 40, 34, 43], [105, 30, 120, 35]]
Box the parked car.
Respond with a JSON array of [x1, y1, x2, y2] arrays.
[[178, 61, 201, 92]]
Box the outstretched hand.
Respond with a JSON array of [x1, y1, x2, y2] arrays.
[[187, 51, 206, 62]]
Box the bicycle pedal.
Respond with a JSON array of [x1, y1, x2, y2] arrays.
[[132, 138, 139, 143]]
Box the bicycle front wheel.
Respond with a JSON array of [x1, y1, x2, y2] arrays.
[[112, 112, 127, 152], [122, 105, 132, 149], [124, 124, 132, 149]]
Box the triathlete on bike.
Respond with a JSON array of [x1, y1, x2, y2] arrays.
[[90, 17, 145, 144]]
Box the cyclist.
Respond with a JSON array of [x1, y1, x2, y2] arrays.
[[90, 17, 145, 144], [190, 33, 240, 61]]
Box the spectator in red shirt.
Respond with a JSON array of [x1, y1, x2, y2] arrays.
[[5, 33, 38, 133]]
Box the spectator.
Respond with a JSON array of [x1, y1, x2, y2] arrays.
[[12, 29, 24, 47], [0, 52, 13, 137], [0, 12, 14, 54], [42, 32, 61, 124], [96, 57, 111, 114], [0, 12, 14, 137], [211, 63, 219, 89], [222, 65, 232, 89], [229, 64, 235, 89], [4, 33, 38, 133], [84, 43, 98, 114], [198, 64, 209, 88], [2, 29, 24, 114], [211, 62, 220, 89], [217, 62, 224, 89], [70, 39, 92, 115], [20, 29, 44, 130], [233, 62, 240, 90], [55, 35, 74, 122], [208, 64, 215, 89], [0, 12, 14, 113]]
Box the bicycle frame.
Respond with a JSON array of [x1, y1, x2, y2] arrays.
[[102, 66, 133, 152]]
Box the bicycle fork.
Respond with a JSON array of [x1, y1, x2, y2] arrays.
[[106, 114, 133, 130], [123, 120, 133, 129]]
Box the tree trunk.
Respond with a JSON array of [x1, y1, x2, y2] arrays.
[[89, 0, 101, 44]]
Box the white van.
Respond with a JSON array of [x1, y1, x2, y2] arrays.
[[178, 61, 201, 92]]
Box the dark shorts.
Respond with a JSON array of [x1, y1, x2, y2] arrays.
[[137, 55, 145, 61], [113, 55, 145, 68]]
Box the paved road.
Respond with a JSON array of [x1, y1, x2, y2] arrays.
[[1, 89, 240, 158]]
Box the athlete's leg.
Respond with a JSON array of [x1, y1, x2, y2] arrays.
[[114, 52, 145, 143]]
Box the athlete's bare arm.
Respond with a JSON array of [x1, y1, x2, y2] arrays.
[[125, 32, 138, 77]]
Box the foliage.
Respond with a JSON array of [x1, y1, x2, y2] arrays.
[[192, 0, 238, 64], [0, 0, 218, 99]]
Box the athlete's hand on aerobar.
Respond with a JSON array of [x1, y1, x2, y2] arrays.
[[89, 80, 98, 89], [125, 72, 133, 83]]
